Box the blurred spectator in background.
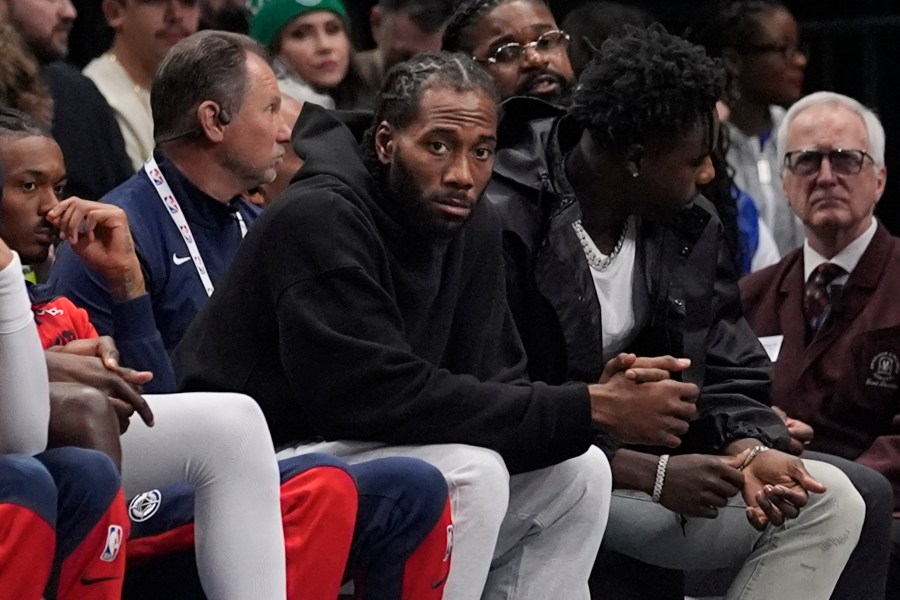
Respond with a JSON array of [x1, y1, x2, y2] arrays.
[[561, 1, 651, 77], [354, 0, 456, 91], [0, 22, 53, 124], [85, 0, 200, 172], [1, 0, 133, 200], [690, 0, 807, 257], [250, 0, 373, 109], [199, 0, 250, 33]]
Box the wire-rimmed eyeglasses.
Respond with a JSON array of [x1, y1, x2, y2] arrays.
[[474, 30, 570, 65]]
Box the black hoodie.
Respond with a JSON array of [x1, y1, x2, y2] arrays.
[[173, 104, 593, 475]]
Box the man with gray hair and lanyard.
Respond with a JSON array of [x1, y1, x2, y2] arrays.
[[50, 29, 282, 392]]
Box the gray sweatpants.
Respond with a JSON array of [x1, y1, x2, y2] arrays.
[[277, 441, 611, 600]]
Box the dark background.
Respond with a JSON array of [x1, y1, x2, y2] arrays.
[[70, 0, 900, 232], [340, 0, 900, 234]]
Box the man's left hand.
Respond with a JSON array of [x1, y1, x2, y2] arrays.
[[741, 449, 826, 530]]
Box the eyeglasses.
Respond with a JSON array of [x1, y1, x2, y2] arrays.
[[783, 149, 874, 176], [475, 30, 570, 65], [740, 42, 809, 62]]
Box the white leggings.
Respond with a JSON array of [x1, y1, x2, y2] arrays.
[[121, 392, 286, 600]]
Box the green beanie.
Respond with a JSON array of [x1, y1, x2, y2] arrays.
[[250, 0, 349, 48]]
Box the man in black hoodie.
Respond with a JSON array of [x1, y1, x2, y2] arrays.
[[174, 51, 702, 599]]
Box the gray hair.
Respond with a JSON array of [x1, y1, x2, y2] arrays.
[[152, 30, 268, 144], [777, 91, 886, 169]]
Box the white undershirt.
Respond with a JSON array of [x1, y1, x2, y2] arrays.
[[574, 217, 639, 361]]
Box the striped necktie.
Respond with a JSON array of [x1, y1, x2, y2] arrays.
[[803, 262, 845, 332]]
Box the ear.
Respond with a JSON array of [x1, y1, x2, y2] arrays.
[[196, 100, 226, 143], [369, 6, 382, 42], [103, 0, 125, 29], [873, 164, 888, 205], [374, 121, 394, 165], [624, 144, 646, 177]]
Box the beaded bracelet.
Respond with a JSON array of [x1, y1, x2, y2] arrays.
[[651, 454, 670, 503], [738, 445, 770, 471]]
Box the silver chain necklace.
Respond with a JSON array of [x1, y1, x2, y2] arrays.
[[572, 218, 631, 272]]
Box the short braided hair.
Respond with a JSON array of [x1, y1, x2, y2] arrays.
[[362, 51, 500, 177], [442, 0, 549, 54], [570, 24, 724, 154], [0, 105, 52, 141], [0, 105, 54, 206]]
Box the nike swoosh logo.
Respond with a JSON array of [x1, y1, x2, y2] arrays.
[[81, 576, 119, 585], [172, 253, 191, 265]]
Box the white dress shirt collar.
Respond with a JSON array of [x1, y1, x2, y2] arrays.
[[803, 218, 878, 282]]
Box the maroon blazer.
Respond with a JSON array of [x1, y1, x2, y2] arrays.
[[741, 224, 900, 511]]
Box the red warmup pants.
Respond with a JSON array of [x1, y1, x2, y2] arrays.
[[126, 454, 452, 599], [0, 449, 127, 600]]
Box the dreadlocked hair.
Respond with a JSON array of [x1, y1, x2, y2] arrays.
[[570, 23, 724, 154], [442, 0, 549, 54], [361, 51, 500, 179]]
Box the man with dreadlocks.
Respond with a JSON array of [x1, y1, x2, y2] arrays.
[[486, 25, 865, 599], [174, 50, 706, 599], [441, 0, 576, 106]]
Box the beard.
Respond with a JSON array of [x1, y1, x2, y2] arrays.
[[221, 148, 280, 193], [387, 156, 474, 240], [514, 70, 576, 107]]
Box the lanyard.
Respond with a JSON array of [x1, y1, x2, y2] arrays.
[[143, 156, 246, 297]]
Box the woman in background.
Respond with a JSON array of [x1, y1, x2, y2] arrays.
[[251, 0, 374, 110], [690, 0, 807, 258]]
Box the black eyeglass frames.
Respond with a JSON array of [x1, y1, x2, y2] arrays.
[[783, 148, 874, 176]]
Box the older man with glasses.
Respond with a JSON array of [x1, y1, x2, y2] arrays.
[[441, 0, 576, 106], [742, 90, 898, 599]]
